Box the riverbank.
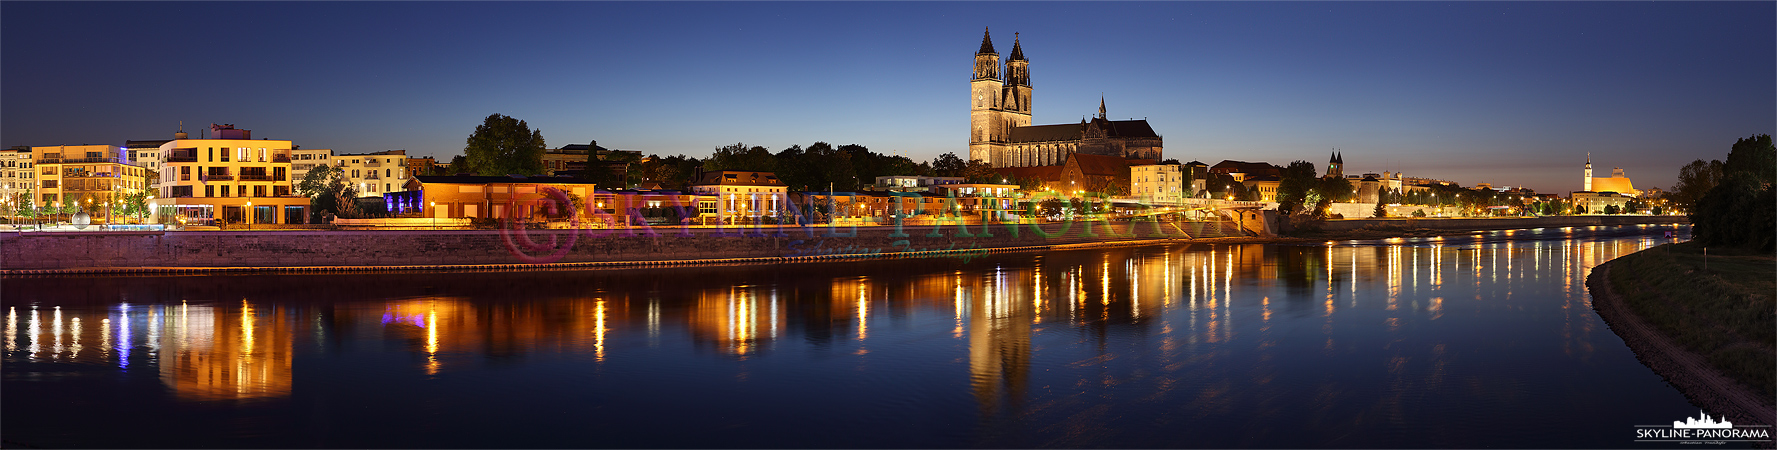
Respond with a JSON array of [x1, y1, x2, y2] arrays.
[[0, 215, 1686, 275], [1587, 242, 1775, 428]]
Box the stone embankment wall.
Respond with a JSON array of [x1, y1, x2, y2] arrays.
[[0, 221, 1209, 272], [1318, 215, 1687, 232]]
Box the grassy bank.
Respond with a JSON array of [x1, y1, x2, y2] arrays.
[[1603, 241, 1775, 400]]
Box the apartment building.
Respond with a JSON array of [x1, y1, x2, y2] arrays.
[[688, 170, 788, 225], [28, 145, 150, 218], [335, 150, 408, 198], [290, 148, 334, 183], [1130, 163, 1184, 202], [148, 124, 309, 226], [0, 147, 35, 210]]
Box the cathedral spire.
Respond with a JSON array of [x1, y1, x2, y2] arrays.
[[1098, 96, 1106, 119], [978, 27, 996, 55], [1009, 32, 1025, 61]]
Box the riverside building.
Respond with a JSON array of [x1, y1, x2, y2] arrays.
[[148, 124, 310, 226], [335, 150, 409, 198], [28, 145, 150, 220]]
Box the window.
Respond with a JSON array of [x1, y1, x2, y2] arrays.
[[205, 185, 214, 197], [41, 180, 56, 189], [253, 185, 266, 197], [384, 169, 390, 178], [181, 166, 191, 181], [220, 185, 230, 197], [172, 186, 193, 197], [274, 186, 290, 196], [699, 201, 716, 215]]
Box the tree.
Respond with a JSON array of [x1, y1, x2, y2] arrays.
[[1275, 160, 1317, 214], [1318, 176, 1355, 203], [120, 191, 151, 223], [962, 159, 999, 183], [297, 165, 359, 221], [931, 153, 967, 177], [444, 154, 471, 175], [1691, 134, 1776, 251], [1603, 204, 1619, 215], [1669, 159, 1723, 211], [1373, 202, 1387, 218], [464, 113, 546, 176]]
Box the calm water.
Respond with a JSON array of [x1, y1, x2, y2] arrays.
[[2, 224, 1708, 448]]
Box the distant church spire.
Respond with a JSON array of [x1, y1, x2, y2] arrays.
[[1009, 32, 1025, 61], [978, 27, 996, 55], [1098, 96, 1106, 119]]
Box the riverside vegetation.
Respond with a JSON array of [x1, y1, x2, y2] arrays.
[[1601, 242, 1774, 400]]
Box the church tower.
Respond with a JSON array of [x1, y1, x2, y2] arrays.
[[970, 28, 1005, 164], [1583, 153, 1593, 191], [1327, 150, 1344, 178]]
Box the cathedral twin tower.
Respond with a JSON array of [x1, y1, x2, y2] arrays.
[[969, 28, 1163, 168]]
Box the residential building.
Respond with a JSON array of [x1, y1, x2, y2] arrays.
[[1060, 153, 1151, 196], [1209, 160, 1280, 183], [1130, 163, 1184, 202], [543, 144, 591, 175], [290, 148, 333, 183], [29, 145, 150, 219], [335, 150, 409, 198], [688, 170, 788, 225], [406, 156, 436, 178], [873, 175, 964, 192], [149, 124, 309, 226], [1, 147, 36, 210]]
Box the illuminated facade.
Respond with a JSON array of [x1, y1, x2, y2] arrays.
[[969, 29, 1163, 167], [335, 150, 409, 198], [688, 170, 788, 225], [28, 145, 150, 216], [148, 124, 310, 226]]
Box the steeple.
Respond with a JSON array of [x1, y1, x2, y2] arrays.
[[977, 27, 996, 55], [1098, 96, 1107, 119], [1009, 32, 1025, 61]]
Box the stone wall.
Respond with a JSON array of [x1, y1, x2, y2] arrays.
[[0, 220, 1199, 272], [1318, 215, 1687, 232]]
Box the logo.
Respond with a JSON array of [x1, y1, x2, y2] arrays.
[[1634, 410, 1772, 445]]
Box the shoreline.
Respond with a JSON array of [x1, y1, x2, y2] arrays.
[[0, 217, 1686, 276], [1587, 261, 1777, 431]]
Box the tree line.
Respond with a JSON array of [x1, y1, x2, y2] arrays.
[[1671, 134, 1774, 251]]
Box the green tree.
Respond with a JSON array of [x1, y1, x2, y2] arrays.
[[1317, 176, 1355, 203], [931, 152, 967, 177], [297, 165, 359, 220], [1669, 159, 1722, 211], [962, 159, 999, 183], [1275, 161, 1317, 214], [1604, 204, 1619, 215], [464, 113, 546, 176], [1373, 202, 1387, 218], [1691, 134, 1776, 250]]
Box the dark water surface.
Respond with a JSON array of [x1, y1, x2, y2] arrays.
[[2, 225, 1709, 448]]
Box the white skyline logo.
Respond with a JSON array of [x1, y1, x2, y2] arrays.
[[1673, 410, 1733, 429]]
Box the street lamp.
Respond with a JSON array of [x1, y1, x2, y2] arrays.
[[246, 200, 253, 231], [430, 201, 437, 230]]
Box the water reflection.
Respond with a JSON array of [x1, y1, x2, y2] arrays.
[[1, 225, 1696, 448]]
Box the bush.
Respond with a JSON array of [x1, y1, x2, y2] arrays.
[[1411, 209, 1427, 217]]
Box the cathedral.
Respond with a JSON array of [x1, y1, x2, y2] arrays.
[[968, 29, 1163, 168]]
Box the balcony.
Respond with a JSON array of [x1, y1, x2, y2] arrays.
[[239, 174, 274, 181], [364, 161, 383, 167], [166, 156, 199, 163], [272, 154, 291, 163], [203, 174, 233, 181]]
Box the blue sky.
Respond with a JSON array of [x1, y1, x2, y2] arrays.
[[3, 1, 1771, 194]]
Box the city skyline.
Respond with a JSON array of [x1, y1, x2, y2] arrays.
[[3, 2, 1771, 194]]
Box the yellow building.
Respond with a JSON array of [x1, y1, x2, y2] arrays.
[[148, 124, 310, 226], [28, 145, 150, 221], [688, 170, 788, 225]]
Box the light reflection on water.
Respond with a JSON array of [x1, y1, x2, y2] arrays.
[[1, 224, 1708, 448]]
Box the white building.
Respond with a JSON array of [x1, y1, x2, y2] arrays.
[[334, 150, 408, 198]]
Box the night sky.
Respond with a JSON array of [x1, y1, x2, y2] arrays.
[[3, 1, 1771, 194]]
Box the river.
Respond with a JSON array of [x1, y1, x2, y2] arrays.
[[1, 224, 1712, 448]]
